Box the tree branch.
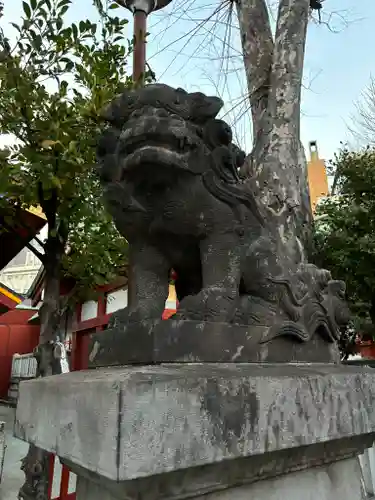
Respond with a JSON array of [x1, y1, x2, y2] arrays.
[[235, 0, 273, 142], [268, 0, 310, 139]]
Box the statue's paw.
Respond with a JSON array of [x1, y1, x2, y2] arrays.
[[174, 294, 206, 321], [176, 288, 237, 322]]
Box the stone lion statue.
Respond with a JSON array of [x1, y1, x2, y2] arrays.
[[96, 83, 349, 362]]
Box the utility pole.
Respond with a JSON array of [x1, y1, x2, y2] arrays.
[[115, 0, 172, 85]]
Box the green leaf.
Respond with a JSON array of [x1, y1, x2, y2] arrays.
[[22, 1, 32, 18], [57, 0, 71, 8], [109, 2, 120, 8], [72, 23, 78, 39], [30, 0, 37, 9], [10, 22, 21, 32], [60, 5, 69, 16], [56, 17, 63, 30]]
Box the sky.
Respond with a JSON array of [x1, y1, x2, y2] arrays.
[[2, 0, 375, 163]]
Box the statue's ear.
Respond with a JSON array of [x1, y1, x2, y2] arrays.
[[100, 94, 123, 124], [97, 128, 120, 157]]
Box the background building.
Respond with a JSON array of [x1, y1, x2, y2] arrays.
[[0, 205, 46, 295], [0, 246, 42, 295], [307, 140, 329, 212]]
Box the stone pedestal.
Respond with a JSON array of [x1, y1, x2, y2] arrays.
[[88, 320, 340, 366], [15, 364, 375, 499]]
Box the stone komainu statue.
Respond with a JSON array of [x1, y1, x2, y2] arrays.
[[96, 84, 349, 363]]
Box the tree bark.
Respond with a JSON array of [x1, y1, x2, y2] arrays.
[[38, 235, 65, 344], [269, 0, 309, 139], [236, 0, 273, 142], [237, 0, 313, 261]]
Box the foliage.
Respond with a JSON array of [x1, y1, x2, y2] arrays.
[[314, 147, 375, 339], [0, 0, 143, 318]]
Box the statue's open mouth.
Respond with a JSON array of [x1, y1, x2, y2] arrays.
[[121, 147, 190, 174], [119, 131, 198, 173], [121, 133, 192, 156]]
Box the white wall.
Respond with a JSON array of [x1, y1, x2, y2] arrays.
[[81, 300, 98, 321], [106, 288, 128, 314]]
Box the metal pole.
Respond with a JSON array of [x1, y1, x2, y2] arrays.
[[132, 9, 147, 85], [115, 0, 172, 86]]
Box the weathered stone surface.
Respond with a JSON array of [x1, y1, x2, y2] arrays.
[[96, 83, 350, 363], [73, 456, 366, 500], [88, 320, 340, 367], [15, 364, 375, 482]]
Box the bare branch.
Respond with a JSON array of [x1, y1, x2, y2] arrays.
[[349, 76, 375, 148], [311, 8, 363, 34]]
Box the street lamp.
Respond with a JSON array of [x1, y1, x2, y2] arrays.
[[115, 0, 172, 85]]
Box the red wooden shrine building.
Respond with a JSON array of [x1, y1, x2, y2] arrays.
[[0, 204, 46, 400]]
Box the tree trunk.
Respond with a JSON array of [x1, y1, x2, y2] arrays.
[[237, 0, 313, 261], [19, 229, 67, 500], [38, 236, 65, 345]]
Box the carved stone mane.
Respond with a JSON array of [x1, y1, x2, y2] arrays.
[[98, 85, 262, 224]]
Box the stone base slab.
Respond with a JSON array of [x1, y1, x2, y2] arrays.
[[72, 456, 365, 500], [15, 363, 375, 483], [87, 319, 339, 367]]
